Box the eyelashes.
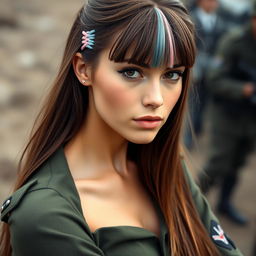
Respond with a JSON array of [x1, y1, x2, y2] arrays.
[[163, 70, 184, 81], [117, 67, 184, 82], [118, 68, 142, 79], [117, 68, 142, 79]]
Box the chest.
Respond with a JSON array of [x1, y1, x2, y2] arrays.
[[74, 176, 161, 238]]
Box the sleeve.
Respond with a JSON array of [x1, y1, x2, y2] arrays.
[[181, 160, 244, 256], [207, 33, 245, 101], [9, 188, 105, 256]]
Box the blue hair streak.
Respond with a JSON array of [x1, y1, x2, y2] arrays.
[[153, 8, 175, 68]]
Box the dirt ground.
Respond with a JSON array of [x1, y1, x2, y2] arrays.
[[0, 0, 255, 255]]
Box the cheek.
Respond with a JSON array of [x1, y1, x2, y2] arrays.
[[92, 75, 135, 112], [165, 84, 182, 111]]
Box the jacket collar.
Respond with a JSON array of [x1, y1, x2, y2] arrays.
[[46, 146, 84, 215], [46, 146, 168, 239]]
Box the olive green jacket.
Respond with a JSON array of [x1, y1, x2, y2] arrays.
[[1, 147, 243, 255]]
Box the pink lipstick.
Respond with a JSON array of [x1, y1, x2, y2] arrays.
[[133, 116, 163, 129]]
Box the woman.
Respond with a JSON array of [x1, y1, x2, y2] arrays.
[[0, 0, 243, 255]]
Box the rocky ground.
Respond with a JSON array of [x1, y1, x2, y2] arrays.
[[0, 0, 255, 255]]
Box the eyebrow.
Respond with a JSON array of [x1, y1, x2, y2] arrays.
[[121, 59, 183, 69]]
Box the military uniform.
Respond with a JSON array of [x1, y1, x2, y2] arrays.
[[184, 4, 227, 148], [199, 17, 256, 224], [1, 147, 242, 255]]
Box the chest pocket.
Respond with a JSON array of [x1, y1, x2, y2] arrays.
[[1, 180, 37, 223]]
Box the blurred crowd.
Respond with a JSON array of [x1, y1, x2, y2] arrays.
[[182, 0, 256, 254]]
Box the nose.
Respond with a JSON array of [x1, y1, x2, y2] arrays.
[[142, 80, 163, 109]]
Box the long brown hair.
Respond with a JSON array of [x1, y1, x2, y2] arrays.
[[1, 0, 220, 255]]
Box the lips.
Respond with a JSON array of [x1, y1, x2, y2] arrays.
[[134, 116, 163, 121], [133, 116, 163, 129]]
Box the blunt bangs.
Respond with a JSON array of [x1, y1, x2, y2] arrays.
[[109, 6, 195, 68]]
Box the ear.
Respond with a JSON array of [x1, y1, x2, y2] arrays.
[[72, 53, 93, 86]]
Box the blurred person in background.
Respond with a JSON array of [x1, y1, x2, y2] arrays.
[[198, 0, 256, 226], [252, 233, 256, 256], [184, 0, 226, 149], [218, 0, 252, 29], [0, 0, 243, 255]]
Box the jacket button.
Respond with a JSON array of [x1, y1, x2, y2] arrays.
[[5, 199, 11, 206], [1, 197, 11, 212]]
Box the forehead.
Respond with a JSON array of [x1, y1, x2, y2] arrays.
[[96, 43, 180, 70], [106, 37, 182, 69], [95, 6, 194, 69], [105, 18, 176, 68], [96, 47, 184, 74]]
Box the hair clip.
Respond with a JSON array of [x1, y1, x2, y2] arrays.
[[81, 29, 95, 51]]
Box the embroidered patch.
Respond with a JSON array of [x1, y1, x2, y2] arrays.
[[210, 220, 234, 250], [226, 234, 236, 250]]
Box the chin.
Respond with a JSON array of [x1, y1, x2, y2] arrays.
[[126, 133, 158, 144]]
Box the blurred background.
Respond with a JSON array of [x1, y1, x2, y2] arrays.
[[0, 0, 255, 255]]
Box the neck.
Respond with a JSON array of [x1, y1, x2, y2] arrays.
[[64, 97, 130, 180]]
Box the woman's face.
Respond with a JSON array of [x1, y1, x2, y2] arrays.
[[88, 48, 184, 144]]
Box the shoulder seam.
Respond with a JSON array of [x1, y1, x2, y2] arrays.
[[28, 187, 83, 217]]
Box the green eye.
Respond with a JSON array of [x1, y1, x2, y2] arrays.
[[164, 71, 183, 81], [118, 68, 142, 79], [124, 70, 139, 78]]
